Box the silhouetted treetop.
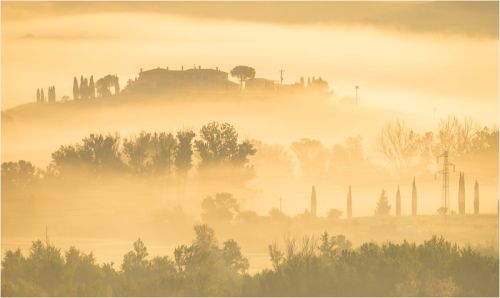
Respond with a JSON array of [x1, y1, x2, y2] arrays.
[[230, 65, 256, 89], [195, 122, 256, 168]]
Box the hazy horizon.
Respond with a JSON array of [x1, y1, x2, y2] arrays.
[[1, 2, 498, 296], [2, 2, 498, 125]]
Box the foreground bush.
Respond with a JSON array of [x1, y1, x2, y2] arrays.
[[2, 227, 498, 296]]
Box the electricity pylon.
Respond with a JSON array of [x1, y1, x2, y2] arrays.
[[436, 151, 455, 214]]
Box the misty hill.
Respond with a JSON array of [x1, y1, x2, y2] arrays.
[[20, 65, 332, 112]]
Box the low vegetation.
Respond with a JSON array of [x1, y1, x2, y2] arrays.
[[2, 225, 498, 296]]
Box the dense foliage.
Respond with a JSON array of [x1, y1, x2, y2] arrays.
[[43, 121, 254, 177], [2, 227, 498, 296]]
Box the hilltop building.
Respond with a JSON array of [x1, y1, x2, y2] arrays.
[[122, 66, 239, 94]]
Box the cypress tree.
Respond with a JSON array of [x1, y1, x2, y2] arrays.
[[375, 189, 391, 216], [53, 86, 56, 102], [82, 78, 89, 99], [89, 75, 95, 99], [40, 88, 45, 102], [73, 77, 79, 100], [474, 179, 479, 215], [459, 172, 465, 215], [412, 177, 417, 216], [36, 88, 40, 103], [310, 185, 317, 217], [396, 185, 401, 216], [80, 75, 85, 99], [347, 185, 352, 219]]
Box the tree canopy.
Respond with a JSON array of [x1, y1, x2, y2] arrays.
[[230, 65, 256, 88]]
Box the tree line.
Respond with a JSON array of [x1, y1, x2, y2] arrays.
[[1, 122, 255, 180], [35, 74, 122, 104], [2, 226, 498, 296], [376, 116, 498, 174]]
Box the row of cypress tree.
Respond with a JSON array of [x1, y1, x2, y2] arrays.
[[458, 172, 480, 215], [344, 175, 480, 218], [345, 178, 419, 218], [73, 75, 95, 100], [36, 86, 56, 103]]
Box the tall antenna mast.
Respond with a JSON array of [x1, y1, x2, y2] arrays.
[[437, 151, 455, 214], [355, 85, 359, 105]]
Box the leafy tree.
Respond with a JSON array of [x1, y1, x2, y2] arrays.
[[291, 138, 329, 182], [51, 134, 123, 174], [375, 189, 391, 216], [1, 160, 41, 188], [201, 193, 239, 225], [230, 65, 256, 89], [80, 134, 123, 172], [195, 122, 256, 168], [173, 224, 248, 295], [122, 132, 178, 174], [175, 130, 196, 177], [27, 240, 65, 294], [96, 75, 120, 97], [150, 132, 177, 174], [122, 132, 153, 174]]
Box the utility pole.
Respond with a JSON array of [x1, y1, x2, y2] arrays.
[[355, 85, 359, 105], [437, 151, 455, 214]]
